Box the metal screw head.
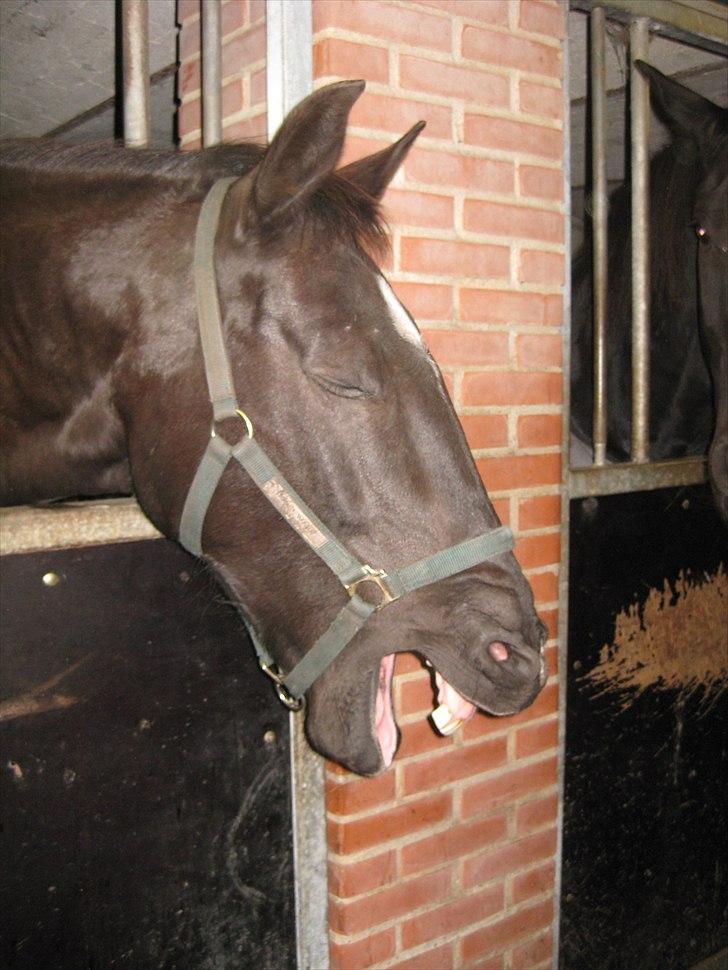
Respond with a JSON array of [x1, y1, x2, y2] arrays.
[[263, 730, 276, 745], [42, 572, 61, 587]]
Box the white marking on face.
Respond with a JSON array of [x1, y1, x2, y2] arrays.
[[377, 275, 424, 348]]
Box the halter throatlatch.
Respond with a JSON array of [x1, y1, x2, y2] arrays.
[[179, 179, 515, 709]]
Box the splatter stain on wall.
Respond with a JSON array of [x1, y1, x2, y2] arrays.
[[586, 565, 727, 706]]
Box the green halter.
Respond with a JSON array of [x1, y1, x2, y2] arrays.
[[179, 178, 514, 709]]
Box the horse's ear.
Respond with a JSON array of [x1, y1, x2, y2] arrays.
[[252, 79, 365, 226], [337, 122, 426, 200], [635, 60, 727, 146]]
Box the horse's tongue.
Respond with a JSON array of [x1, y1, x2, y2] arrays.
[[431, 672, 476, 736]]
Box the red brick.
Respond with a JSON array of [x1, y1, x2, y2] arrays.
[[465, 114, 562, 161], [514, 532, 560, 570], [329, 868, 452, 935], [460, 414, 509, 451], [520, 79, 563, 121], [400, 55, 509, 109], [461, 755, 558, 818], [461, 25, 561, 78], [519, 0, 565, 39], [463, 372, 561, 407], [350, 91, 451, 140], [222, 77, 244, 118], [519, 164, 563, 202], [541, 607, 558, 640], [461, 899, 554, 964], [387, 942, 455, 970], [422, 330, 509, 367], [464, 201, 563, 244], [491, 497, 511, 526], [383, 188, 453, 229], [416, 0, 508, 24], [222, 112, 267, 143], [515, 792, 559, 835], [511, 928, 554, 968], [178, 97, 201, 135], [515, 717, 558, 759], [180, 20, 201, 61], [251, 67, 266, 105], [179, 58, 200, 98], [222, 23, 266, 79], [525, 569, 559, 605], [329, 850, 398, 899], [314, 0, 452, 52], [516, 333, 562, 370], [406, 148, 514, 195], [397, 652, 428, 675], [401, 238, 510, 280], [460, 289, 548, 327], [476, 453, 561, 493], [330, 927, 396, 969], [402, 736, 508, 795], [517, 413, 562, 450], [178, 0, 199, 21], [221, 0, 247, 35], [326, 770, 396, 816], [328, 790, 452, 854], [401, 813, 508, 876], [512, 860, 556, 905], [462, 828, 557, 889], [518, 494, 561, 530], [398, 717, 453, 759], [401, 882, 504, 949], [545, 294, 562, 325], [314, 37, 390, 85], [519, 249, 565, 286], [249, 0, 265, 22], [391, 281, 453, 321], [399, 671, 434, 716]]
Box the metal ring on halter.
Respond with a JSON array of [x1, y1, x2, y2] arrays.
[[259, 660, 304, 711], [211, 408, 255, 440]]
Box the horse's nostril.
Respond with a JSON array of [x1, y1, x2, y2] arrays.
[[488, 641, 509, 663]]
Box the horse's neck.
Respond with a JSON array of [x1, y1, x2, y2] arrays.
[[0, 172, 167, 505]]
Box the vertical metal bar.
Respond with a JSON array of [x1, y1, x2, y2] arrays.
[[266, 8, 325, 967], [121, 0, 150, 147], [630, 17, 651, 463], [201, 0, 222, 147], [266, 0, 313, 139], [590, 6, 608, 466]]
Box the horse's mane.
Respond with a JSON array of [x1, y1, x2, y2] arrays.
[[0, 138, 388, 254]]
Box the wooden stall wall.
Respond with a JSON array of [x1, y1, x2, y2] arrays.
[[178, 2, 566, 967]]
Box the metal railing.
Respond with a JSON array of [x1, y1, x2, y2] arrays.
[[568, 0, 727, 498]]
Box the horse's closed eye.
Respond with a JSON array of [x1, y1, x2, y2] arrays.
[[310, 373, 373, 399]]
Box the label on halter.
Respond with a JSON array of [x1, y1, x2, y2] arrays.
[[262, 478, 328, 550]]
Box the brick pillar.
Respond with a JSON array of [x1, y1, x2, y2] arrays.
[[314, 3, 564, 968], [178, 3, 566, 967]]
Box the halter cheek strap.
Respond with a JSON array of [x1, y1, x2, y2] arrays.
[[179, 179, 514, 709]]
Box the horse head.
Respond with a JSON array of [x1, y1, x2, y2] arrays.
[[130, 82, 546, 775], [635, 62, 728, 521]]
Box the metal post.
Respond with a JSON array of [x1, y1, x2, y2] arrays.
[[266, 9, 325, 967], [590, 6, 608, 465], [201, 0, 222, 147], [629, 17, 651, 463], [121, 0, 150, 147]]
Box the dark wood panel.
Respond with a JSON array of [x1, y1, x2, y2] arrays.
[[561, 484, 728, 970], [0, 539, 295, 969]]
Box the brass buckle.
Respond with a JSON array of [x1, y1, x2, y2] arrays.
[[211, 408, 254, 441], [259, 661, 303, 711], [345, 566, 396, 610]]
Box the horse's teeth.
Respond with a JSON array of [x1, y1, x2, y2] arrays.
[[431, 703, 463, 736]]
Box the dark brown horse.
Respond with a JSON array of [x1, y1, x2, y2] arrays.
[[571, 63, 727, 521], [0, 81, 546, 776]]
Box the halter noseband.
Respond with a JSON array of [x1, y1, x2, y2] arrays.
[[178, 178, 514, 709]]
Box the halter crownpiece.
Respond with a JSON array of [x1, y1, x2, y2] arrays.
[[179, 179, 515, 709]]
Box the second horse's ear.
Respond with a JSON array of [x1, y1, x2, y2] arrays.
[[635, 60, 727, 148], [337, 122, 426, 200], [252, 79, 365, 226]]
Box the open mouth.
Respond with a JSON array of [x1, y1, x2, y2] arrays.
[[374, 642, 513, 767]]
